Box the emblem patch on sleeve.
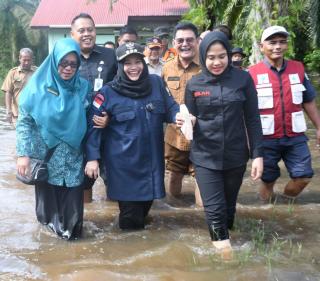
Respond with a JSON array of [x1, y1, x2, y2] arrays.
[[93, 93, 105, 109]]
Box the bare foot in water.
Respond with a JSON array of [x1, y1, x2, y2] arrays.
[[212, 239, 233, 260]]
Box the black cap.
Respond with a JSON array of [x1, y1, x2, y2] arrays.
[[146, 37, 162, 48], [116, 42, 145, 61], [154, 26, 170, 37], [231, 47, 246, 57]]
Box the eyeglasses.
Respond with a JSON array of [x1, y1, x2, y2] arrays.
[[159, 35, 169, 40], [59, 60, 78, 69], [174, 37, 196, 45]]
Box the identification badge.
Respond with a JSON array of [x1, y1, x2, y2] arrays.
[[94, 78, 103, 91], [289, 73, 300, 84], [257, 73, 270, 85]]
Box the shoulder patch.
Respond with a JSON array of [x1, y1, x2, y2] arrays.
[[93, 92, 105, 109]]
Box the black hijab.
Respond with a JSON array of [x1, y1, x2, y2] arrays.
[[199, 31, 232, 82], [110, 54, 152, 99]]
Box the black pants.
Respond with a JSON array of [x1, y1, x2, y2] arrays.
[[35, 182, 84, 240], [118, 200, 153, 230], [195, 165, 246, 241]]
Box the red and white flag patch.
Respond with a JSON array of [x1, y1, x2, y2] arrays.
[[93, 93, 105, 109]]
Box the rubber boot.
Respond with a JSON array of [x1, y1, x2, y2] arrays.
[[167, 171, 184, 197], [83, 188, 93, 203], [194, 181, 203, 208], [283, 178, 311, 197], [259, 181, 275, 202], [212, 239, 233, 260]]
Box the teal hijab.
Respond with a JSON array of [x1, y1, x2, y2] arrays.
[[19, 38, 89, 149]]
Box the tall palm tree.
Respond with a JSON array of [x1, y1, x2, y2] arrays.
[[0, 0, 47, 80]]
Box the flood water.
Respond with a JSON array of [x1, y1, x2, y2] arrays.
[[0, 102, 319, 281]]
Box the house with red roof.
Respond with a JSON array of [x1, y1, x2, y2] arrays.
[[31, 0, 189, 51]]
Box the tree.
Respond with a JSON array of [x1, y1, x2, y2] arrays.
[[0, 0, 47, 81], [182, 0, 320, 65]]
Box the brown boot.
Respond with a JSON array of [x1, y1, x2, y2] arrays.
[[259, 181, 275, 202], [283, 178, 311, 197], [83, 188, 93, 203], [167, 171, 184, 197]]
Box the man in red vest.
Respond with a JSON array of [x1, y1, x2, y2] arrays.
[[249, 26, 320, 201]]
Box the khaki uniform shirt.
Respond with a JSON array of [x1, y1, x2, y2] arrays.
[[1, 65, 37, 116], [162, 56, 201, 151], [145, 58, 164, 77]]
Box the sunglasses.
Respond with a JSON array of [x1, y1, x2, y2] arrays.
[[174, 37, 196, 45], [159, 35, 169, 39], [59, 60, 78, 69]]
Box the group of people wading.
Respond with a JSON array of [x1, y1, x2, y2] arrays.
[[4, 12, 319, 260]]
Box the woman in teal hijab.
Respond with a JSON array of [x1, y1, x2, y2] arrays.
[[16, 38, 90, 240]]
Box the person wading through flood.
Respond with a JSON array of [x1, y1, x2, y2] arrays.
[[249, 26, 320, 201], [16, 38, 90, 240], [183, 31, 263, 259], [70, 13, 117, 203], [85, 43, 181, 230]]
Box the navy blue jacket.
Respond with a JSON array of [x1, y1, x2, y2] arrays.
[[85, 75, 179, 201]]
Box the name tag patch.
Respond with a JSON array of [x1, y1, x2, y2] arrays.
[[167, 76, 180, 81], [194, 91, 210, 97]]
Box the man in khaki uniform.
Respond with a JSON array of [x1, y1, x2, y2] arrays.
[[162, 22, 202, 206], [1, 48, 36, 126]]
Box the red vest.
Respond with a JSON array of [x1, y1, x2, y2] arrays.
[[249, 60, 306, 138]]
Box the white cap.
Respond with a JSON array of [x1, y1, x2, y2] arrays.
[[261, 26, 289, 42]]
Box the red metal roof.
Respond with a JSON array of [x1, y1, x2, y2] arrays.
[[31, 0, 189, 28]]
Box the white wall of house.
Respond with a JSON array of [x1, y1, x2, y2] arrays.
[[48, 28, 116, 52]]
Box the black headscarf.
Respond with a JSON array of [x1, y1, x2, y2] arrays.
[[199, 31, 232, 82], [110, 54, 152, 99]]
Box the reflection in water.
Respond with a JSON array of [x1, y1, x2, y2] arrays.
[[0, 105, 319, 281]]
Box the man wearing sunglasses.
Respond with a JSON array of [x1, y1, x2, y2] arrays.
[[154, 26, 177, 62], [249, 25, 320, 201], [162, 22, 202, 206]]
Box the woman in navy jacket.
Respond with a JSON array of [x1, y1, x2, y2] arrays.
[[184, 31, 264, 258], [85, 43, 179, 230]]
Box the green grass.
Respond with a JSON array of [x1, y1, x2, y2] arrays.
[[232, 218, 302, 268]]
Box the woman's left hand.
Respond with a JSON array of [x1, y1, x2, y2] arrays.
[[93, 111, 109, 128], [251, 157, 263, 181], [85, 160, 99, 179]]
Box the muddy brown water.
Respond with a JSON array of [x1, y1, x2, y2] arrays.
[[0, 103, 319, 281]]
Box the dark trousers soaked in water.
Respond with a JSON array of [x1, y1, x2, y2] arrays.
[[35, 182, 84, 240], [195, 165, 246, 241], [118, 200, 153, 230]]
